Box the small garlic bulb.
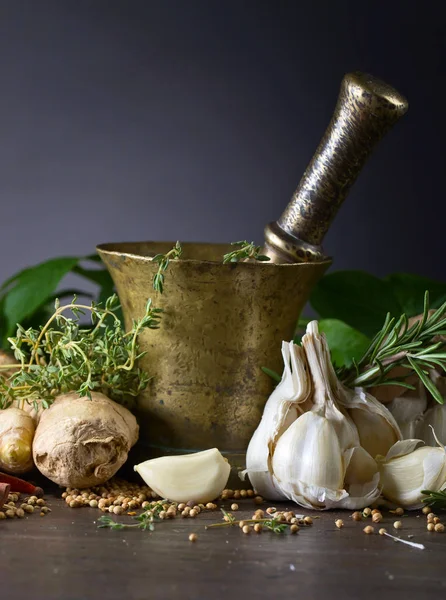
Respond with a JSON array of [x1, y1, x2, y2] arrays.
[[377, 438, 446, 509]]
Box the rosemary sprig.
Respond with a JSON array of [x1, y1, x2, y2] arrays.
[[421, 489, 446, 510], [338, 292, 446, 404], [0, 294, 162, 410], [152, 242, 182, 293], [223, 241, 271, 264], [98, 500, 168, 531]]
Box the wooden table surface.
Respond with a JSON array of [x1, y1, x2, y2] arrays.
[[2, 491, 446, 600]]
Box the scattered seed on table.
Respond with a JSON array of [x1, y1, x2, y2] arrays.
[[362, 508, 372, 517], [242, 525, 251, 534], [363, 526, 374, 535], [304, 516, 313, 525], [188, 533, 197, 542], [393, 521, 402, 530], [394, 507, 404, 516], [435, 523, 445, 533], [290, 524, 299, 534], [352, 512, 362, 522], [335, 519, 344, 529], [427, 523, 435, 532], [379, 528, 387, 535], [231, 503, 239, 511]]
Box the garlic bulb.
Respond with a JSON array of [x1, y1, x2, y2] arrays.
[[341, 387, 402, 459], [245, 321, 380, 510], [244, 341, 311, 500], [377, 438, 446, 509]]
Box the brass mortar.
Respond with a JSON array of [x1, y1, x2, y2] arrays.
[[97, 242, 330, 469], [97, 72, 408, 470]]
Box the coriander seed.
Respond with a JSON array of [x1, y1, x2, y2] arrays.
[[231, 503, 239, 511], [422, 506, 432, 515], [393, 521, 402, 530], [335, 519, 344, 529], [254, 523, 263, 533], [189, 533, 198, 542], [363, 526, 374, 534], [254, 496, 263, 505], [304, 516, 313, 525], [352, 511, 362, 521], [379, 528, 387, 535], [435, 523, 445, 533], [394, 507, 404, 516], [372, 513, 382, 523], [290, 524, 299, 534], [242, 525, 251, 534], [427, 523, 435, 531]]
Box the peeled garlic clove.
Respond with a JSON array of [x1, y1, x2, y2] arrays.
[[377, 440, 446, 509], [272, 411, 348, 509], [134, 448, 230, 503], [340, 387, 402, 458], [244, 341, 310, 500]]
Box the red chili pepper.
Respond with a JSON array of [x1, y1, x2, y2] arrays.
[[0, 472, 44, 497], [0, 482, 10, 509]]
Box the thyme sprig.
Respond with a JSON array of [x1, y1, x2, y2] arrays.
[[205, 509, 297, 534], [152, 242, 182, 293], [98, 499, 168, 531], [421, 489, 446, 510], [338, 292, 446, 404], [0, 294, 162, 410], [223, 241, 271, 264]]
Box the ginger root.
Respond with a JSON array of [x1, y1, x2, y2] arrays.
[[0, 407, 35, 474], [32, 392, 139, 488]]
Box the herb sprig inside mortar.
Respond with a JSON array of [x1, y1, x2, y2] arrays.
[[223, 241, 271, 264], [0, 294, 162, 410]]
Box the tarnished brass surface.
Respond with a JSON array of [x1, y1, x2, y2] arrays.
[[264, 72, 409, 263], [97, 241, 330, 464]]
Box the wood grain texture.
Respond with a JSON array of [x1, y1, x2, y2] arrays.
[[1, 492, 445, 600]]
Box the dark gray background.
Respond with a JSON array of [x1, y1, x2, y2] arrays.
[[0, 0, 445, 286]]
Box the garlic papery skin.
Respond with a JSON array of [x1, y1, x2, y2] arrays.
[[134, 448, 230, 503], [341, 387, 402, 459], [244, 341, 311, 500], [416, 404, 446, 446], [387, 383, 428, 440], [377, 439, 446, 509]]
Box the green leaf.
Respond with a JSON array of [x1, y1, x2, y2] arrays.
[[2, 257, 79, 337], [385, 273, 446, 316], [310, 271, 402, 337], [318, 319, 371, 368]]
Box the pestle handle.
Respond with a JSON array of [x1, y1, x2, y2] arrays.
[[264, 72, 409, 263]]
